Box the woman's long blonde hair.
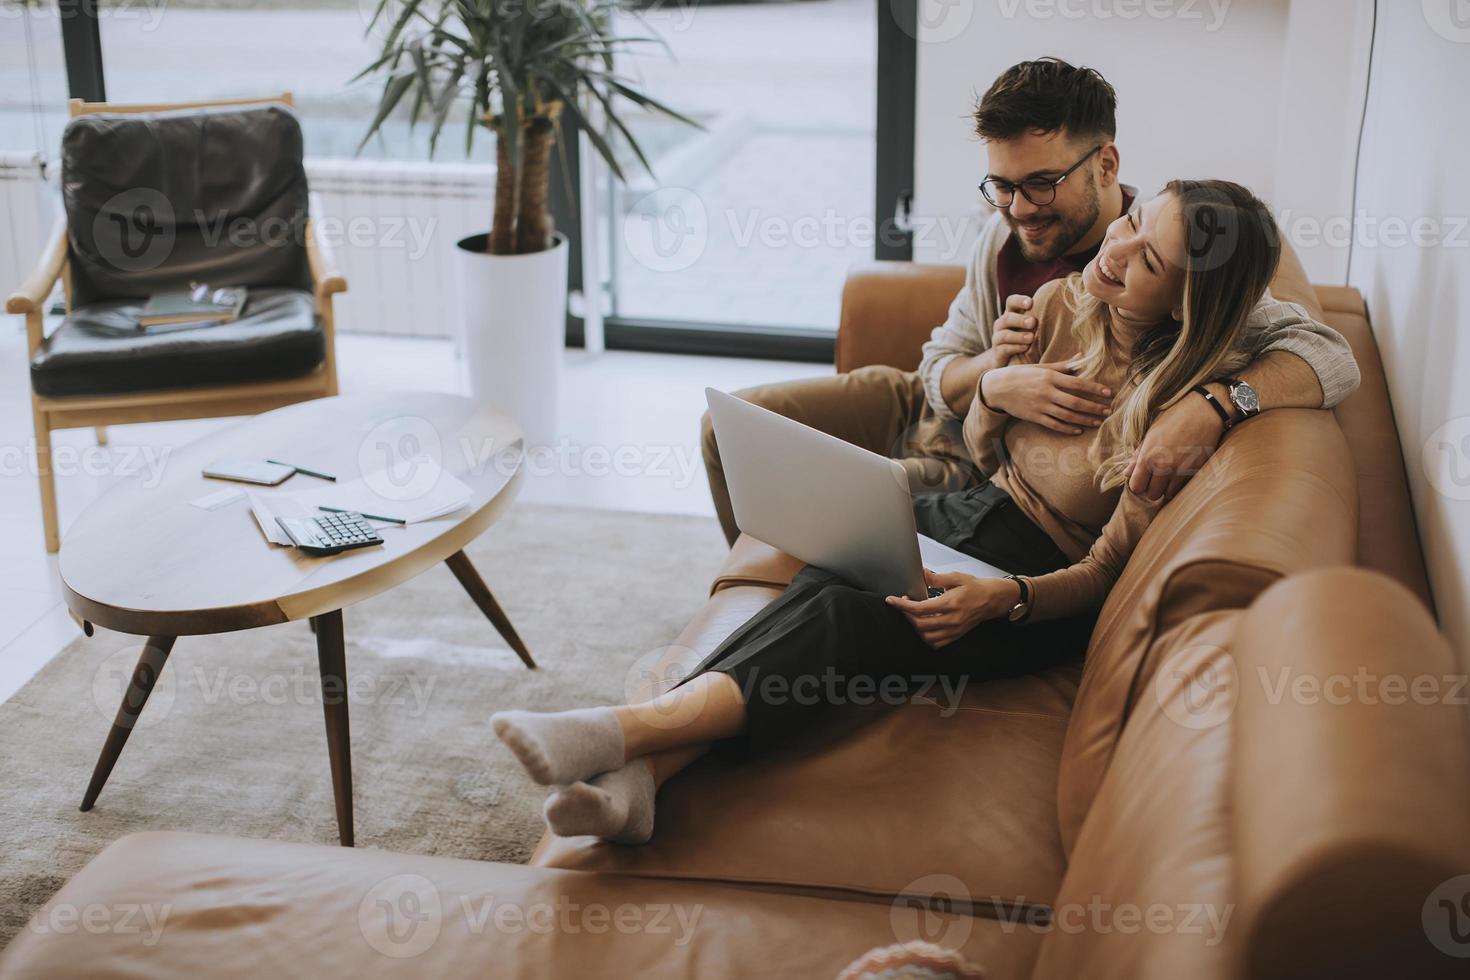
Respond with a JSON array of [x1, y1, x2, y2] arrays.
[[1066, 179, 1282, 489]]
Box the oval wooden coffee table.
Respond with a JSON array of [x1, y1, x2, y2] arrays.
[[59, 392, 533, 846]]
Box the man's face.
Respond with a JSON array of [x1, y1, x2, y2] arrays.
[[984, 129, 1108, 262]]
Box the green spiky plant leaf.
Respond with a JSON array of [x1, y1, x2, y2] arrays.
[[357, 0, 701, 256]]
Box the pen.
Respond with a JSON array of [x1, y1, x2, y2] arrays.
[[318, 505, 406, 525], [268, 459, 336, 481]]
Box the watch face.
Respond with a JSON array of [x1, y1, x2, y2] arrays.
[[1231, 383, 1261, 415]]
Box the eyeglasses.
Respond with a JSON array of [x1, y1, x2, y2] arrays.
[[979, 145, 1103, 209]]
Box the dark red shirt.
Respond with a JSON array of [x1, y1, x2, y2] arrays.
[[994, 189, 1135, 302]]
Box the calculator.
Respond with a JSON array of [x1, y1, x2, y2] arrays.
[[275, 512, 384, 556]]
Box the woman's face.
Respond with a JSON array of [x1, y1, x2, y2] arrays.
[[1081, 191, 1188, 322]]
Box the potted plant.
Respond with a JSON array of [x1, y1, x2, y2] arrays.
[[358, 0, 697, 448]]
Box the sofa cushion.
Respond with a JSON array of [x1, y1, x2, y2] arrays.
[[1054, 409, 1357, 854], [30, 288, 324, 397], [537, 649, 1083, 912], [61, 104, 312, 307], [0, 831, 1047, 980]]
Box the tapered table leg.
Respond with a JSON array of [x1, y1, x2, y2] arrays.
[[81, 635, 176, 811], [445, 549, 535, 669], [313, 609, 354, 847]]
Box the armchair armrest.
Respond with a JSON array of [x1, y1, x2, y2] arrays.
[[305, 217, 347, 300], [836, 261, 964, 374], [6, 217, 68, 354]]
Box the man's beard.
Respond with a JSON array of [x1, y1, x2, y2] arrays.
[[1008, 174, 1101, 263]]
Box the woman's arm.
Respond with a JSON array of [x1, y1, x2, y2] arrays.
[[1020, 489, 1164, 622]]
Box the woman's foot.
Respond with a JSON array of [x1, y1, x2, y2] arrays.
[[543, 761, 656, 844], [490, 707, 625, 786]]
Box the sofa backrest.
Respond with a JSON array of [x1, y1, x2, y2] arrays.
[[1052, 407, 1359, 853], [60, 103, 312, 307]]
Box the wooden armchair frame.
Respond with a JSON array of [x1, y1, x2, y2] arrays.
[[6, 93, 344, 552]]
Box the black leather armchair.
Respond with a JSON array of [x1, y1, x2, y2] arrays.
[[7, 94, 344, 551]]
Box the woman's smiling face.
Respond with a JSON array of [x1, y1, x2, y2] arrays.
[[1081, 191, 1189, 322]]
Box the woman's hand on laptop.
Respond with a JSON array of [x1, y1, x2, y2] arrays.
[[885, 570, 1023, 648]]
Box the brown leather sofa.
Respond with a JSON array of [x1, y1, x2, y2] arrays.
[[4, 257, 1467, 979]]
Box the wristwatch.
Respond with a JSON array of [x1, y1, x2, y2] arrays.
[[1005, 574, 1032, 623], [1225, 378, 1262, 421]]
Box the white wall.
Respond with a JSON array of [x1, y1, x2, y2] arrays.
[[1271, 0, 1375, 282], [911, 0, 1294, 264], [1348, 2, 1470, 661]]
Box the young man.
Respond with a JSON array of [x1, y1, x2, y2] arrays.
[[701, 58, 1360, 546]]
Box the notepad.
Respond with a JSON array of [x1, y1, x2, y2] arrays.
[[137, 286, 247, 327], [248, 470, 474, 546]]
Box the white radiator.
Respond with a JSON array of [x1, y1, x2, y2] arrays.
[[0, 153, 56, 302], [304, 158, 496, 339]]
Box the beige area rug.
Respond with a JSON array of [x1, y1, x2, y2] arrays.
[[0, 504, 729, 946]]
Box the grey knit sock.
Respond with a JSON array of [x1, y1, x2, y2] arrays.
[[543, 762, 656, 844], [491, 707, 626, 786]]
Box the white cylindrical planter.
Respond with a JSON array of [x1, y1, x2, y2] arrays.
[[456, 232, 570, 452]]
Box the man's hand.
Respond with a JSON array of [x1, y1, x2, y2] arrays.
[[993, 294, 1039, 363], [1125, 387, 1228, 501], [937, 294, 1040, 416], [885, 570, 1020, 648], [980, 359, 1113, 434]]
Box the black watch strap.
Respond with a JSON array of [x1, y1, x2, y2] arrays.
[[1193, 384, 1233, 430]]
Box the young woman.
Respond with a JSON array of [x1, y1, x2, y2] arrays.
[[493, 179, 1298, 844]]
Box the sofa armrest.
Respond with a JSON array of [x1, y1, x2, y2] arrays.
[[709, 533, 805, 595], [836, 262, 964, 373], [1232, 567, 1470, 979]]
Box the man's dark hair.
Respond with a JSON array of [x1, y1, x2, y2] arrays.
[[973, 58, 1117, 143]]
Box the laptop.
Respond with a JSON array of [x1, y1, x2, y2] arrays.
[[705, 387, 1007, 601]]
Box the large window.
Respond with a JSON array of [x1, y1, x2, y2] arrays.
[[0, 1, 70, 154], [602, 0, 876, 334], [8, 0, 912, 359], [96, 0, 488, 161]]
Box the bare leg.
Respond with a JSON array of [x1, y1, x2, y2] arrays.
[[645, 742, 709, 788], [614, 672, 746, 760]]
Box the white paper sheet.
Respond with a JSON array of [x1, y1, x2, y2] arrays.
[[247, 469, 474, 546]]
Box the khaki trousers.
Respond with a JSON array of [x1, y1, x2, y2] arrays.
[[700, 366, 982, 546]]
